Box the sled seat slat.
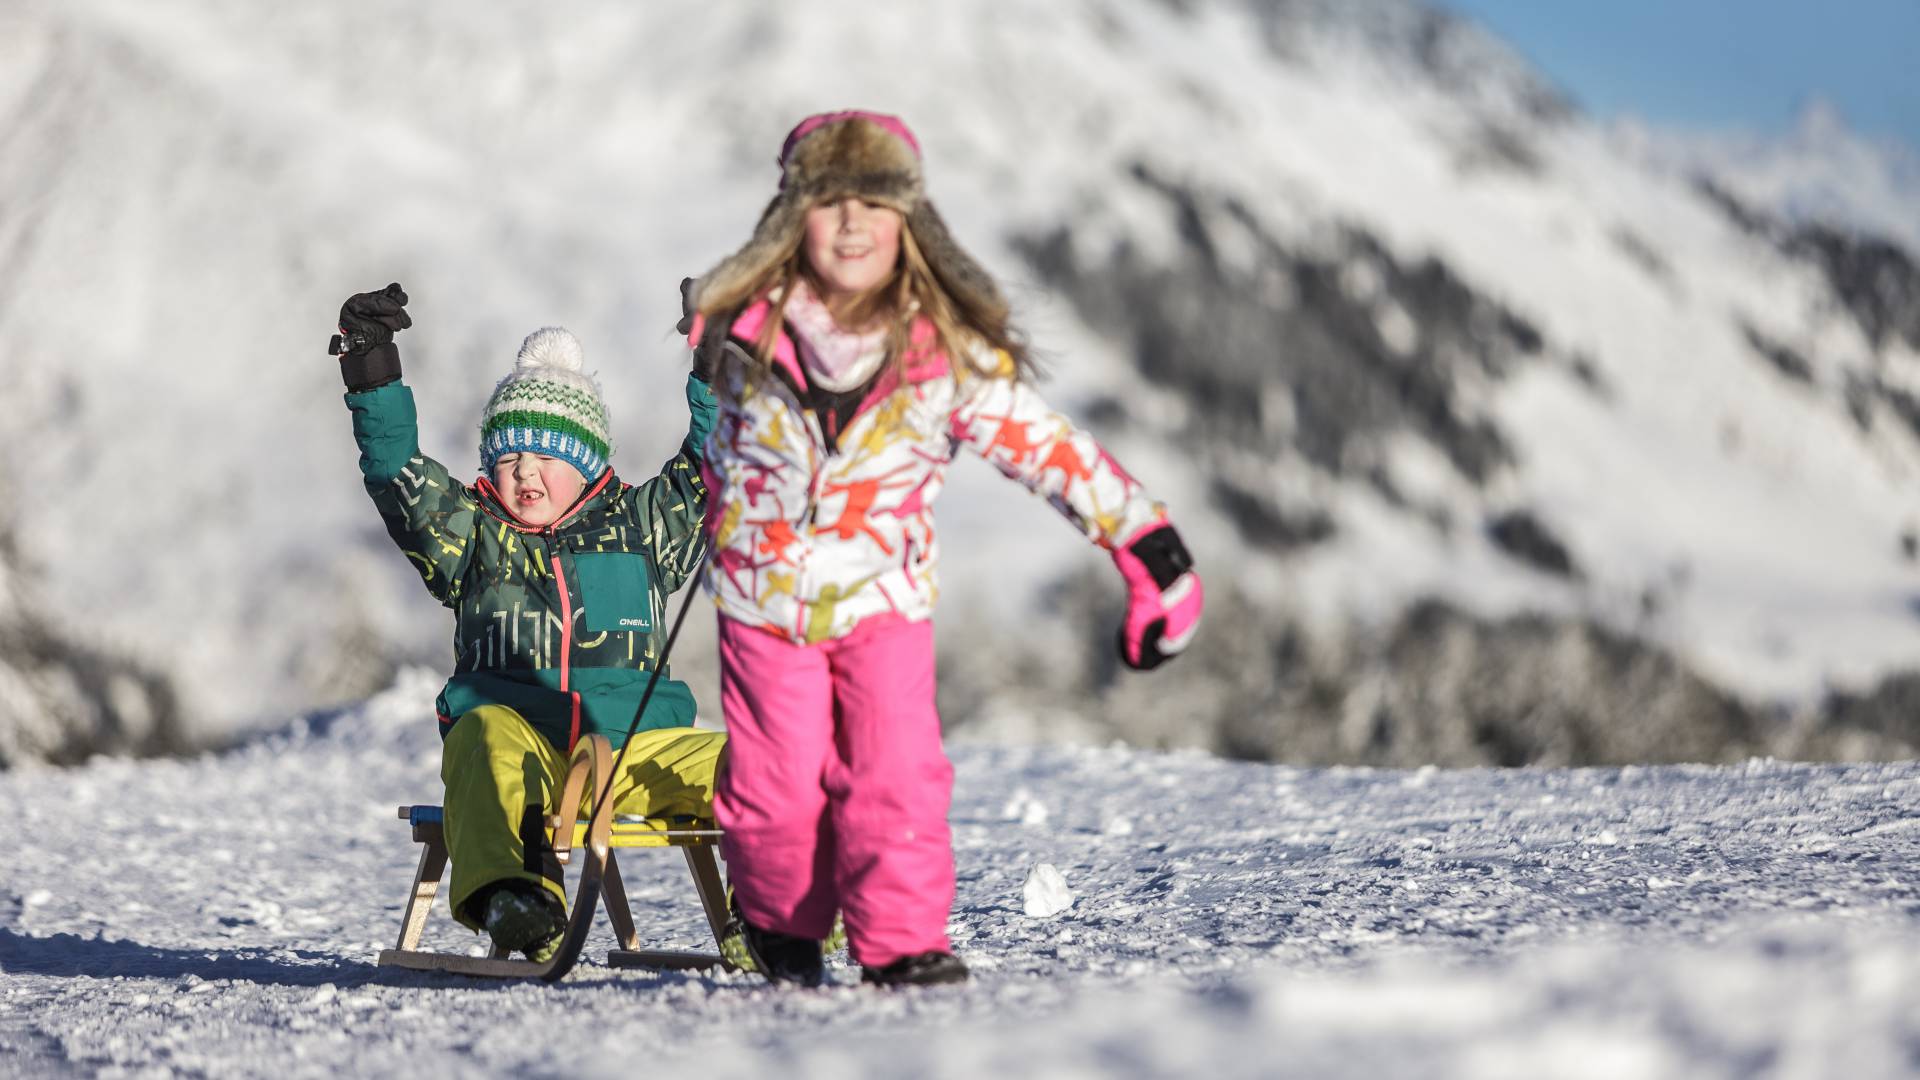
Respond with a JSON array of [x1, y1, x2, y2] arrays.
[[395, 805, 723, 850]]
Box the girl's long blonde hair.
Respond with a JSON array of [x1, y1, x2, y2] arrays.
[[700, 217, 1034, 389]]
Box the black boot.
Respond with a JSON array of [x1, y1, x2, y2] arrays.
[[730, 908, 825, 988], [861, 951, 970, 988]]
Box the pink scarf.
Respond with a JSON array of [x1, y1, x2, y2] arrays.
[[782, 279, 892, 393]]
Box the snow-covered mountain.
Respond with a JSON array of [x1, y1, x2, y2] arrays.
[[1626, 100, 1920, 255], [3, 0, 1919, 764]]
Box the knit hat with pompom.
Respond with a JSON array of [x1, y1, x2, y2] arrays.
[[478, 327, 613, 482]]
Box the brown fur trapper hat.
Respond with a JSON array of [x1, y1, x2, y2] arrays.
[[691, 110, 1008, 323]]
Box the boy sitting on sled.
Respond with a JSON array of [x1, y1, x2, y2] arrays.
[[332, 284, 722, 961]]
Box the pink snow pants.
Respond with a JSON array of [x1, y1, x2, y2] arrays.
[[714, 613, 955, 967]]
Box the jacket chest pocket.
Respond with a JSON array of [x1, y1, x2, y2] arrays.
[[570, 552, 656, 634]]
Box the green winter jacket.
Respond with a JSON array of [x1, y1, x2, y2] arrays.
[[347, 373, 717, 751]]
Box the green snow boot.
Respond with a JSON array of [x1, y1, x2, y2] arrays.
[[484, 885, 565, 963]]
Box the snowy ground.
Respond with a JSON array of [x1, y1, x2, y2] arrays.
[[2, 671, 1917, 1079]]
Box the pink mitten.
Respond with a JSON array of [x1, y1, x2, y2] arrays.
[[1113, 524, 1203, 670]]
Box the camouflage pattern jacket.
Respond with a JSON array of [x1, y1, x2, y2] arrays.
[[346, 374, 716, 751]]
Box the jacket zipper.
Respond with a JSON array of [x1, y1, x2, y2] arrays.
[[548, 535, 580, 751], [796, 401, 829, 641], [472, 472, 613, 751]]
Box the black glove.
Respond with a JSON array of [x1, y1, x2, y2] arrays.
[[679, 277, 723, 384], [329, 282, 411, 391]]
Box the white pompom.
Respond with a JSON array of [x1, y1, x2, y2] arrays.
[[515, 326, 585, 372]]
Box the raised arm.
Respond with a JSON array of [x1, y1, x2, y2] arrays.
[[950, 353, 1203, 670], [334, 284, 480, 606], [613, 370, 717, 595]]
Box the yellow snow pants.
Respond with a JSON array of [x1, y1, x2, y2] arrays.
[[439, 704, 726, 929]]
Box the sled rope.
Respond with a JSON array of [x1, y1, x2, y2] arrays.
[[585, 557, 710, 829]]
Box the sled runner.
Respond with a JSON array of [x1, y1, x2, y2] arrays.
[[376, 734, 734, 981]]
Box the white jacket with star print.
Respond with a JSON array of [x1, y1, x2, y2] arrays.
[[692, 298, 1168, 645]]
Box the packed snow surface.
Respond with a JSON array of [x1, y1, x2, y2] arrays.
[[1, 673, 1916, 1078]]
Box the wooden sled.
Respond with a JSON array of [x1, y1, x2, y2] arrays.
[[376, 734, 734, 982]]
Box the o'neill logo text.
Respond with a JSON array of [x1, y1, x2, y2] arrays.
[[619, 618, 650, 628]]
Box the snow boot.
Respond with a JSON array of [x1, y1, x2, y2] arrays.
[[739, 921, 825, 987], [483, 884, 565, 963], [718, 889, 844, 978], [861, 951, 970, 988], [721, 897, 824, 987]]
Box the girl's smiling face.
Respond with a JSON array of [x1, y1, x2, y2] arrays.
[[491, 452, 584, 527], [803, 197, 903, 310]]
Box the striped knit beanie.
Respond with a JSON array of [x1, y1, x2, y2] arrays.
[[478, 327, 612, 482]]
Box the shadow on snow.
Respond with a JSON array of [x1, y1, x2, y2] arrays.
[[0, 927, 729, 991], [0, 927, 378, 987]]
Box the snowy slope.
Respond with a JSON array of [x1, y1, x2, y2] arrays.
[[0, 676, 1916, 1077], [2, 0, 1920, 757], [1626, 101, 1920, 255]]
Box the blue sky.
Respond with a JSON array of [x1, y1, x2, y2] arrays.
[[1439, 1, 1920, 150]]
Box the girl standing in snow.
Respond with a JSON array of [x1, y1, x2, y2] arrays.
[[684, 112, 1205, 987], [332, 285, 722, 961]]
